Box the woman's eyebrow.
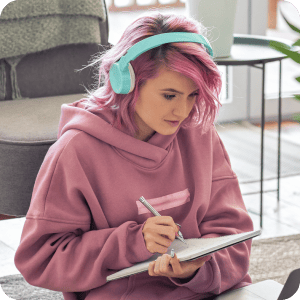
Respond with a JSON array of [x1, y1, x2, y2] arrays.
[[160, 88, 199, 95]]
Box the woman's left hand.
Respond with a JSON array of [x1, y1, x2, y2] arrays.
[[148, 253, 211, 279]]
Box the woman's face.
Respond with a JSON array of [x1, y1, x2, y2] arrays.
[[134, 67, 199, 141]]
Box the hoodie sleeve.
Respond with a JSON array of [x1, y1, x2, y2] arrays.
[[14, 130, 153, 293], [169, 126, 254, 295]]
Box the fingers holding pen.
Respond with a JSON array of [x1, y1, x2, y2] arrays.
[[152, 216, 179, 234], [146, 235, 172, 254], [139, 197, 184, 252], [142, 216, 179, 254]]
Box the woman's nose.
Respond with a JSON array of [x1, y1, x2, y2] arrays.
[[173, 99, 191, 119]]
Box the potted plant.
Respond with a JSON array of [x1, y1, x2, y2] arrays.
[[186, 0, 238, 58], [269, 1, 300, 122]]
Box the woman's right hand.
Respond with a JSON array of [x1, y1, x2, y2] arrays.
[[142, 216, 179, 254]]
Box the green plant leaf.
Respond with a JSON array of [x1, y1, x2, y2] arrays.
[[281, 13, 300, 35], [269, 40, 300, 63], [269, 40, 291, 56], [274, 5, 300, 121], [293, 93, 300, 120], [293, 113, 300, 123]]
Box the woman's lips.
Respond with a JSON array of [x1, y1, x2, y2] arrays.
[[165, 120, 180, 127]]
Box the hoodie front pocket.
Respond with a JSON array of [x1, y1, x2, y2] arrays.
[[136, 188, 190, 215]]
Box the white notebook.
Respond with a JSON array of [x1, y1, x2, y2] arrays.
[[107, 229, 262, 282]]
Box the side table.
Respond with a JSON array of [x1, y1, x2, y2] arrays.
[[215, 34, 296, 228]]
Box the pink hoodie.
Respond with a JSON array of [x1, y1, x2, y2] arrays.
[[14, 99, 254, 300]]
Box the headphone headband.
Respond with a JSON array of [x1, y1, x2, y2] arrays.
[[109, 32, 213, 94], [118, 32, 213, 70]]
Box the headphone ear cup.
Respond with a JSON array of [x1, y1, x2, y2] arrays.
[[109, 62, 135, 94], [128, 63, 135, 93]]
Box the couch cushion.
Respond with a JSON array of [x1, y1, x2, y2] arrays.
[[0, 94, 85, 215], [0, 94, 84, 144]]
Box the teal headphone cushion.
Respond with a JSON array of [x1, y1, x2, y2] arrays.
[[109, 62, 132, 94]]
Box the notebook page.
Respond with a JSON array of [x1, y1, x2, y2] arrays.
[[107, 230, 261, 281], [106, 241, 189, 281], [175, 231, 260, 261]]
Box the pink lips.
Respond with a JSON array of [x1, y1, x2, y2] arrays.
[[165, 120, 180, 127]]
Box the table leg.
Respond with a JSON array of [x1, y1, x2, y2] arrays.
[[260, 62, 266, 229], [277, 60, 282, 208]]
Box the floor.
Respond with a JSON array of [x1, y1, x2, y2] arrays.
[[1, 4, 300, 279]]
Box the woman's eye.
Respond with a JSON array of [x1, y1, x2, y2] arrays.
[[190, 93, 199, 98], [163, 94, 176, 100]]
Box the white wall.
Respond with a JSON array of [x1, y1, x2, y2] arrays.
[[216, 0, 269, 123], [217, 0, 300, 124]]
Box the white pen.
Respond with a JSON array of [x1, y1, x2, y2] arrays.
[[139, 196, 186, 244]]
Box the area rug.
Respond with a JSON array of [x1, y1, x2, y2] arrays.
[[249, 233, 300, 285], [216, 121, 300, 184], [1, 234, 300, 299]]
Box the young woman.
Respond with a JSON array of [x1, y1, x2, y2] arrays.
[[15, 12, 254, 300]]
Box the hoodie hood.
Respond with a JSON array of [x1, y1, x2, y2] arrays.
[[57, 99, 180, 169]]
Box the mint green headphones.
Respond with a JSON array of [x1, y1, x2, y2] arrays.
[[109, 32, 213, 94]]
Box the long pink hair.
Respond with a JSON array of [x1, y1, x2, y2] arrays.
[[83, 12, 222, 136]]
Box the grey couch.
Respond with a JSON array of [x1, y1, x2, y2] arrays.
[[0, 0, 110, 216]]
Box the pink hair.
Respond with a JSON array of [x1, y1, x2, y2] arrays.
[[83, 12, 222, 136]]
